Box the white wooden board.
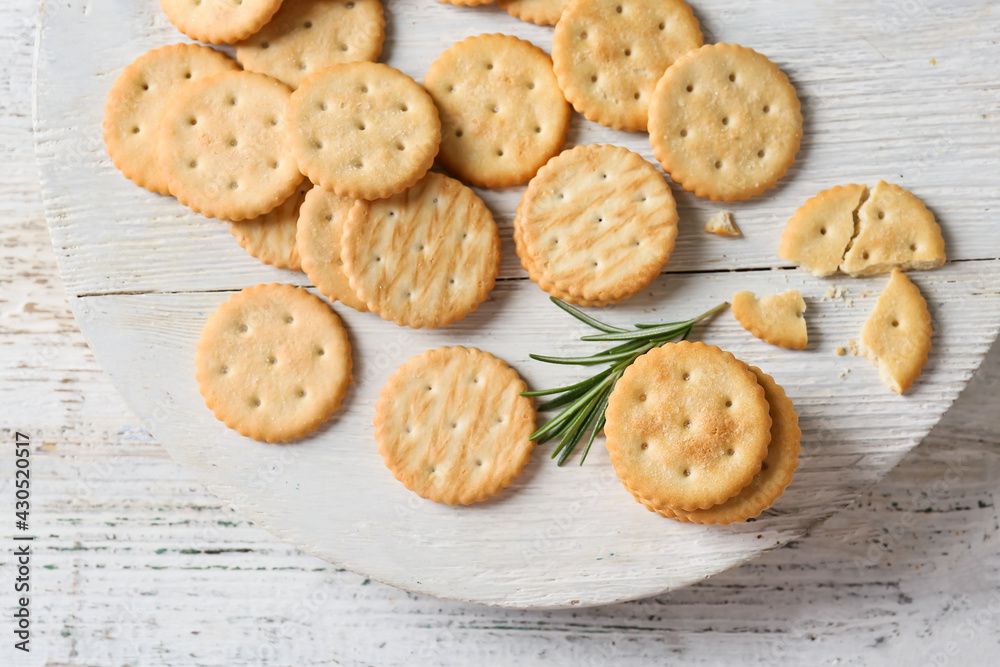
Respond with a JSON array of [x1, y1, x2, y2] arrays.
[[33, 0, 1000, 607]]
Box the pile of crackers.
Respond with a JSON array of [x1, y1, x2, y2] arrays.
[[101, 0, 944, 523]]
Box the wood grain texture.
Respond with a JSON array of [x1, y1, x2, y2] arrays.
[[31, 0, 1000, 608], [2, 0, 1000, 662]]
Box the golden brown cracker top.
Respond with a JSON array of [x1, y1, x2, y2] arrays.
[[374, 346, 535, 505], [649, 43, 802, 201], [779, 184, 867, 277], [424, 33, 571, 188], [103, 44, 239, 195], [604, 341, 772, 511], [286, 62, 441, 200], [235, 0, 385, 89], [513, 144, 678, 305], [195, 283, 352, 443], [841, 181, 946, 276], [860, 269, 932, 394], [159, 0, 285, 45], [341, 172, 501, 329], [671, 367, 801, 524], [159, 70, 304, 221], [553, 0, 703, 131], [731, 290, 808, 350], [497, 0, 567, 25]]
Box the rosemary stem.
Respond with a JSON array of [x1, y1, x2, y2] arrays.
[[528, 374, 615, 441], [520, 368, 613, 398]]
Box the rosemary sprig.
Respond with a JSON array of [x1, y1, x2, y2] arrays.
[[521, 298, 729, 466]]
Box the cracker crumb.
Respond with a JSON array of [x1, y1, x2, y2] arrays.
[[825, 287, 835, 298], [930, 58, 937, 66], [835, 347, 846, 356], [818, 313, 826, 318], [847, 339, 859, 356], [838, 371, 846, 378], [861, 290, 871, 298], [847, 298, 854, 307], [703, 210, 741, 237]]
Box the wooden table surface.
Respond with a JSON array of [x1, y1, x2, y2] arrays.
[[3, 1, 1000, 664]]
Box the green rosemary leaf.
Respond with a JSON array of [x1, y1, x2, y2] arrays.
[[601, 338, 655, 356], [578, 395, 611, 467], [580, 322, 692, 342], [551, 397, 600, 461], [549, 297, 627, 333], [519, 368, 613, 397], [537, 372, 610, 412], [555, 398, 604, 466], [529, 347, 649, 366], [527, 374, 614, 441]]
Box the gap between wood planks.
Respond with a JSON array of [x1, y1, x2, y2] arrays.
[[69, 257, 1000, 299]]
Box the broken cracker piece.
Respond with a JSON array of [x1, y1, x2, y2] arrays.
[[732, 290, 808, 350], [840, 181, 946, 276], [859, 269, 932, 394], [704, 210, 741, 236], [779, 183, 867, 277]]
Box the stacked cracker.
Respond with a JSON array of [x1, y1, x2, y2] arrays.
[[604, 342, 800, 524]]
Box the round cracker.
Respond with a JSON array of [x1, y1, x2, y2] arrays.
[[497, 0, 567, 26], [375, 346, 535, 505], [159, 0, 284, 45], [670, 367, 801, 524], [195, 284, 352, 443], [160, 71, 304, 221], [604, 341, 772, 511], [341, 172, 501, 329], [424, 33, 571, 189], [649, 43, 803, 202], [235, 0, 386, 89], [286, 62, 441, 200], [296, 186, 369, 312], [552, 0, 703, 132], [513, 144, 678, 306], [103, 44, 239, 196], [229, 181, 311, 271]]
